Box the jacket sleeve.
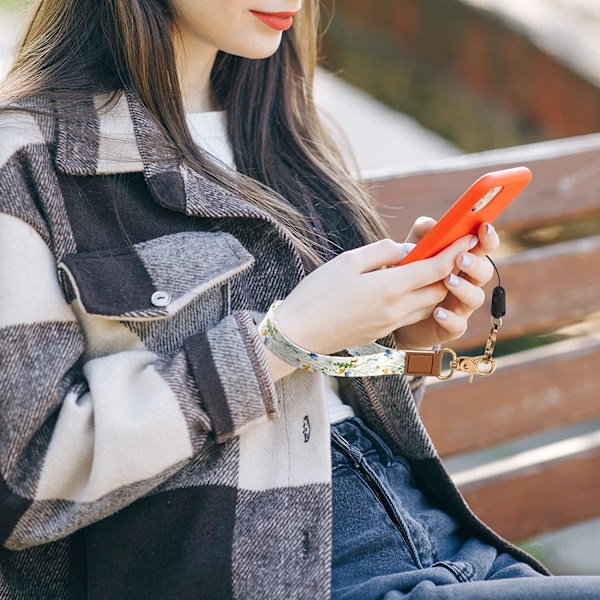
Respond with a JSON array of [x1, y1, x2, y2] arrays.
[[0, 210, 279, 551]]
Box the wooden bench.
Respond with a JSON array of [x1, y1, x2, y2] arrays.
[[365, 132, 600, 543]]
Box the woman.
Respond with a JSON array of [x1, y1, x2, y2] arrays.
[[0, 1, 598, 598]]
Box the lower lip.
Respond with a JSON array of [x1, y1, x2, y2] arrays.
[[249, 11, 294, 31]]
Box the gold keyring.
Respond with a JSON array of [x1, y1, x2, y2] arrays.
[[437, 348, 458, 380]]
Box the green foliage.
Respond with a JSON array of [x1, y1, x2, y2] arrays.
[[517, 539, 550, 568], [463, 331, 568, 360]]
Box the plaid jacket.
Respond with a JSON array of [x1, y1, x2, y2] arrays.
[[0, 91, 549, 599]]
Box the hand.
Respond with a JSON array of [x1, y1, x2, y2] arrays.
[[273, 232, 475, 355], [393, 218, 500, 349]]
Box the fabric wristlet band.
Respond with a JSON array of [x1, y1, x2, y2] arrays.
[[258, 300, 444, 378], [258, 258, 504, 382]]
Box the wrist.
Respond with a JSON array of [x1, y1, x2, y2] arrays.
[[255, 318, 297, 383], [273, 301, 323, 353], [259, 301, 409, 378]]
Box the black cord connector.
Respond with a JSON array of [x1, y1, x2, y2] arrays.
[[486, 255, 506, 320]]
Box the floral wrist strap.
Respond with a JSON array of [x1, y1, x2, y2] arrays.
[[258, 280, 505, 383], [258, 300, 444, 378]]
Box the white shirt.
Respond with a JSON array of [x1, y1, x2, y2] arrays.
[[186, 111, 236, 172], [185, 110, 355, 424]]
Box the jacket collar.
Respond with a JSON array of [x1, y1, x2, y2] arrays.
[[53, 89, 283, 226]]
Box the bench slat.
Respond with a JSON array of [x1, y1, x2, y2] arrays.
[[367, 136, 600, 239], [420, 336, 600, 457], [455, 431, 600, 541], [453, 235, 600, 349]]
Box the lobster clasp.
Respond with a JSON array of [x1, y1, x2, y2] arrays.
[[455, 355, 497, 383]]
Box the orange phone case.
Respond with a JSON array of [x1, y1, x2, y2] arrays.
[[397, 167, 532, 266]]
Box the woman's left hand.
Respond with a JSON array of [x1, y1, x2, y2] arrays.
[[393, 217, 500, 350]]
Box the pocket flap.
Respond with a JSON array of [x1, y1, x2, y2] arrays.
[[58, 231, 255, 320]]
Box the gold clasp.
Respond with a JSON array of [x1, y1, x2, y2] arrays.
[[436, 348, 458, 381], [436, 315, 501, 383], [437, 349, 497, 384], [455, 355, 497, 383]]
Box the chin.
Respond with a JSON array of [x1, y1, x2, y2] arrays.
[[224, 37, 283, 60]]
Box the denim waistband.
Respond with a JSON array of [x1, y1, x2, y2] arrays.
[[331, 416, 400, 469]]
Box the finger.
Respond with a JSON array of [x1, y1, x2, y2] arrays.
[[391, 303, 442, 331], [433, 307, 468, 338], [470, 222, 500, 256], [443, 273, 486, 315], [343, 238, 415, 273], [454, 251, 494, 287], [404, 216, 437, 245], [364, 231, 477, 293], [389, 284, 450, 331], [393, 281, 448, 316], [391, 234, 476, 290]]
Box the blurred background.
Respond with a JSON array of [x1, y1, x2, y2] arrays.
[[2, 0, 599, 576]]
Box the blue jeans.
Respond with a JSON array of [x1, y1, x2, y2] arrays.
[[331, 417, 600, 599]]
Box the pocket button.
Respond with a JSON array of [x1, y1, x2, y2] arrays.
[[151, 290, 172, 307]]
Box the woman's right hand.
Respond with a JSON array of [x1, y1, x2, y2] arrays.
[[273, 234, 476, 355]]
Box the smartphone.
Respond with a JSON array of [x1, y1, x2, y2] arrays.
[[397, 166, 532, 266]]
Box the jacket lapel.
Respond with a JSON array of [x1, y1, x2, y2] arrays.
[[124, 90, 296, 228], [53, 90, 288, 227]]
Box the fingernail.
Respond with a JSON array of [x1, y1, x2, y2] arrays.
[[460, 253, 472, 268], [435, 308, 447, 321], [469, 235, 479, 249], [485, 223, 495, 236], [403, 242, 416, 254], [447, 273, 460, 287]]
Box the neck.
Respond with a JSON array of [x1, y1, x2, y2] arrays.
[[174, 30, 220, 113]]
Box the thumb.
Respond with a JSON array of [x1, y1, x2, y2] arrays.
[[405, 216, 437, 245]]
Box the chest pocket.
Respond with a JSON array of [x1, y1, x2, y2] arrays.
[[58, 230, 255, 323]]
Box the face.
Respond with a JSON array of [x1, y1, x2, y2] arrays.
[[170, 0, 303, 59]]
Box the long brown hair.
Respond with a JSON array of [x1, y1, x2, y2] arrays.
[[2, 0, 389, 268]]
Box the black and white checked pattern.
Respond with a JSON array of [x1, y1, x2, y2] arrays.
[[0, 92, 550, 599]]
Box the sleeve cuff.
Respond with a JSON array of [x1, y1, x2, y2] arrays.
[[184, 311, 279, 443]]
